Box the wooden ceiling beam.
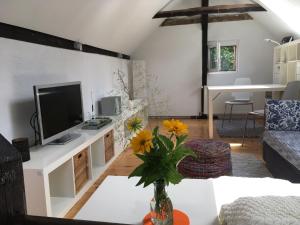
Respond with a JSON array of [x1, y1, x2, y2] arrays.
[[161, 13, 253, 27], [153, 4, 265, 19]]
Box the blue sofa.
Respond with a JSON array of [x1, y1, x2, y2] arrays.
[[263, 99, 300, 183]]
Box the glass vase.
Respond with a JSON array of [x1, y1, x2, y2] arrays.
[[150, 179, 173, 225]]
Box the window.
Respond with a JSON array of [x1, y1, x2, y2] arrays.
[[208, 41, 238, 73]]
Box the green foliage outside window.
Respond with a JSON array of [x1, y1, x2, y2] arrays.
[[208, 43, 237, 72], [209, 47, 217, 70], [221, 46, 236, 71]]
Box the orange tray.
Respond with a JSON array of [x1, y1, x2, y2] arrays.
[[143, 209, 190, 225]]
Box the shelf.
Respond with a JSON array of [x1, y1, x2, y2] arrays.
[[287, 60, 300, 63], [49, 159, 75, 198], [273, 40, 300, 84], [274, 47, 281, 64], [288, 44, 297, 61], [297, 43, 300, 60], [51, 197, 75, 217], [280, 46, 287, 63], [90, 137, 106, 179], [91, 166, 105, 179], [287, 61, 298, 82]]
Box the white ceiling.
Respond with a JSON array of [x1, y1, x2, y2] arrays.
[[166, 0, 300, 40], [255, 0, 300, 39], [0, 0, 298, 55], [0, 0, 169, 54]]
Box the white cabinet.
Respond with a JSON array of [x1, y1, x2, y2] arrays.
[[23, 125, 117, 218], [273, 40, 300, 84], [287, 62, 297, 82], [23, 100, 149, 218], [273, 63, 287, 84], [297, 63, 300, 81]]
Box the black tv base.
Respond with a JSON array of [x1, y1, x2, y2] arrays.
[[48, 133, 81, 145]]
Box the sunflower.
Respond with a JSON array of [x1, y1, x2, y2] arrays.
[[163, 119, 188, 136], [131, 130, 153, 154], [127, 117, 143, 132]]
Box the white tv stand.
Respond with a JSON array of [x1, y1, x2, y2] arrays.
[[23, 123, 117, 218], [23, 99, 148, 218]]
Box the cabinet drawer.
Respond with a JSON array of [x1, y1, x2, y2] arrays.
[[105, 145, 114, 163], [74, 149, 88, 171], [73, 149, 89, 193], [75, 169, 89, 193], [104, 130, 114, 149]]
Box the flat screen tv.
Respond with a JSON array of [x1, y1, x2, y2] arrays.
[[34, 82, 84, 145]]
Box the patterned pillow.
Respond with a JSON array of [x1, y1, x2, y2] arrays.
[[265, 99, 300, 131]]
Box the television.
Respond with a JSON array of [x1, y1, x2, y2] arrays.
[[34, 82, 84, 145]]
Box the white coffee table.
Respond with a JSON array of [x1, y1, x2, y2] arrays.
[[75, 176, 219, 225], [75, 176, 300, 225]]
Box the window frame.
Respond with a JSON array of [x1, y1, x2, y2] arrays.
[[208, 40, 239, 74]]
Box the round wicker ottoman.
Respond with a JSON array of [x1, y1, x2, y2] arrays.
[[178, 139, 232, 178]]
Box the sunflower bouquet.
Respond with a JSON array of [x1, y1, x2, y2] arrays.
[[128, 119, 195, 187], [128, 119, 195, 224]]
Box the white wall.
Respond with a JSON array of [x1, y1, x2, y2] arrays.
[[132, 20, 276, 116], [132, 25, 202, 116], [0, 37, 129, 142]]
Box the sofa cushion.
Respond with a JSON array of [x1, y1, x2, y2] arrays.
[[265, 99, 300, 131], [263, 131, 300, 170], [219, 196, 300, 225]]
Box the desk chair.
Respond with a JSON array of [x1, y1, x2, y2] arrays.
[[222, 78, 254, 128]]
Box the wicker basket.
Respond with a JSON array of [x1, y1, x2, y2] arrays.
[[178, 139, 232, 178]]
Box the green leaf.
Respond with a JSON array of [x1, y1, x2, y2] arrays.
[[143, 172, 161, 187], [128, 164, 146, 178], [170, 146, 196, 165], [156, 136, 168, 152], [136, 176, 146, 186], [158, 134, 174, 151], [166, 166, 183, 185], [153, 126, 159, 137], [175, 135, 188, 147], [135, 154, 147, 162], [140, 164, 163, 187]]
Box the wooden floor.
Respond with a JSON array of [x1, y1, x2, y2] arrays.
[[65, 118, 262, 219]]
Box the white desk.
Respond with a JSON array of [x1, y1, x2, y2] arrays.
[[206, 84, 287, 139], [75, 176, 300, 225]]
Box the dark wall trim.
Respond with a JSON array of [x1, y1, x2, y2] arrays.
[[200, 0, 209, 118], [0, 22, 130, 60], [150, 116, 204, 120]]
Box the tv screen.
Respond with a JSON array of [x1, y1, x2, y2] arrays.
[[34, 82, 84, 145]]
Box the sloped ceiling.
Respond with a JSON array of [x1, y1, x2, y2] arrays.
[[255, 0, 300, 39], [0, 0, 169, 54], [164, 0, 299, 41], [0, 0, 298, 55]]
